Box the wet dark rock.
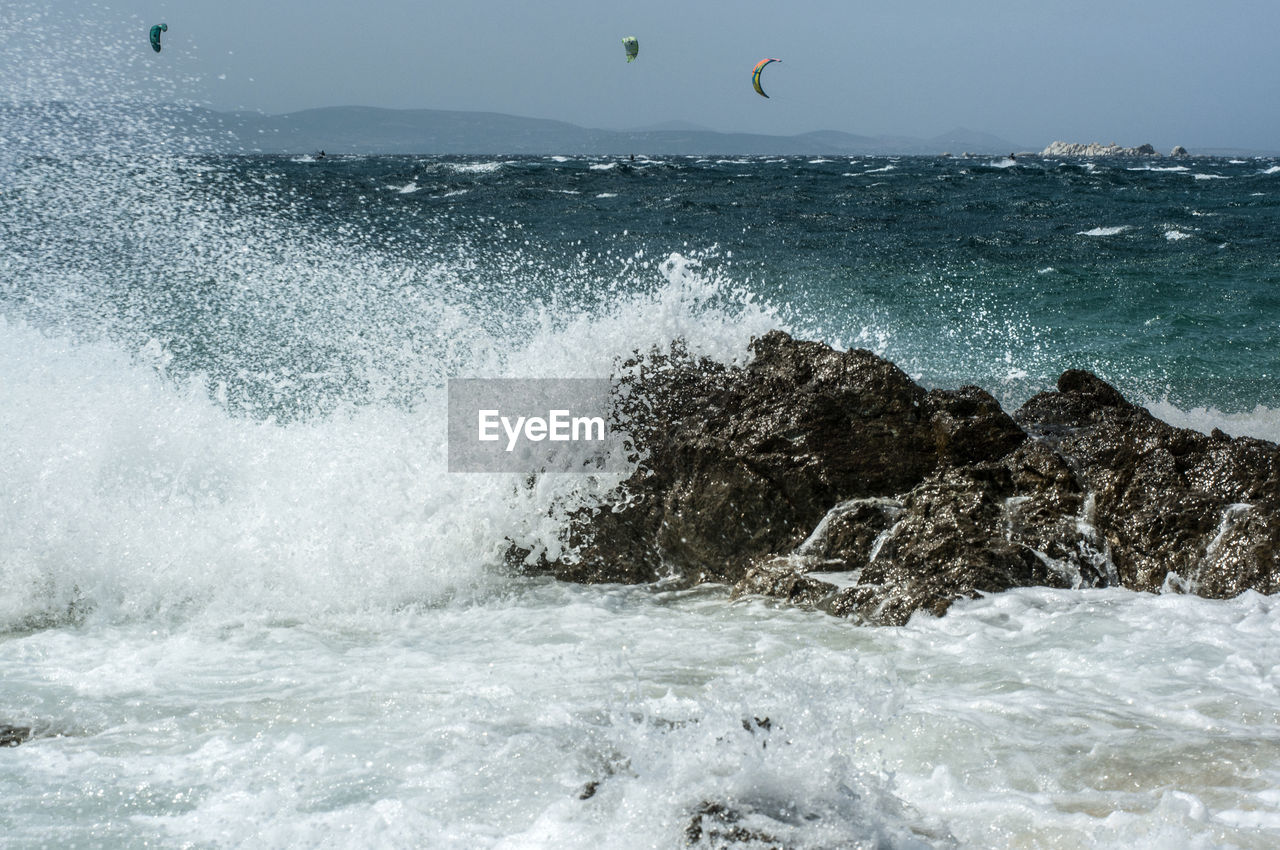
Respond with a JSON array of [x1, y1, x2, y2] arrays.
[[0, 725, 34, 747], [685, 801, 786, 849], [1016, 370, 1280, 595], [516, 332, 1279, 622]]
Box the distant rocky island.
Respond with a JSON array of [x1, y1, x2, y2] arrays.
[[1040, 141, 1190, 157]]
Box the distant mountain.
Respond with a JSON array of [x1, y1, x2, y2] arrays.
[[623, 120, 715, 133], [197, 106, 1028, 156], [1, 102, 1028, 156]]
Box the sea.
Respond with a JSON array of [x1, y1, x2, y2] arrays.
[[4, 19, 1280, 850]]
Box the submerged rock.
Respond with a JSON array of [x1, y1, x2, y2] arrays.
[[0, 725, 33, 747], [515, 332, 1279, 623]]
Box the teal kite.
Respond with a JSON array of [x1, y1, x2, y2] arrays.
[[622, 36, 638, 63], [752, 58, 781, 98], [149, 23, 167, 53]]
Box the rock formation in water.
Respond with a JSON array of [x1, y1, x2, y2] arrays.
[[1170, 145, 1190, 157], [0, 725, 33, 747], [510, 332, 1278, 624], [1040, 141, 1160, 157]]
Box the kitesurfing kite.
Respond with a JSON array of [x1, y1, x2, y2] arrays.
[[752, 58, 781, 98], [149, 23, 167, 53], [622, 36, 638, 63]]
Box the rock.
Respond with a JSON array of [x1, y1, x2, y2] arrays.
[[1015, 372, 1280, 594], [1170, 145, 1189, 157], [684, 801, 785, 848], [533, 331, 939, 586], [515, 332, 1279, 623], [1040, 141, 1162, 157], [0, 725, 33, 747]]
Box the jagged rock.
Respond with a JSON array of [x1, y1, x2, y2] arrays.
[[515, 332, 1279, 624], [1040, 141, 1161, 157], [526, 331, 939, 586], [733, 556, 840, 608], [1170, 145, 1189, 157], [1015, 371, 1280, 595]]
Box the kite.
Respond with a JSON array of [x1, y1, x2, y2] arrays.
[[622, 36, 638, 63], [752, 58, 781, 98], [149, 23, 167, 53]]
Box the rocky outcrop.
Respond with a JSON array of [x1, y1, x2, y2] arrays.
[[1040, 141, 1159, 157], [1015, 370, 1279, 596], [512, 332, 1278, 624], [1170, 145, 1190, 157], [0, 725, 33, 747]]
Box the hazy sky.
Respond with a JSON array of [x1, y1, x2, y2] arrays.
[[13, 0, 1280, 150]]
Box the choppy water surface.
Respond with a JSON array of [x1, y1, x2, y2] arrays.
[[3, 7, 1280, 848]]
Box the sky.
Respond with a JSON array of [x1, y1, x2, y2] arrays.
[[8, 0, 1280, 151]]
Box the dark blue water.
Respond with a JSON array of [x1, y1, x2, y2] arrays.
[[5, 153, 1279, 420]]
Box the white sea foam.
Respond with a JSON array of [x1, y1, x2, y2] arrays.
[[1128, 164, 1190, 172], [589, 162, 618, 171], [4, 582, 1278, 848], [1142, 398, 1280, 442], [1077, 225, 1131, 236], [449, 161, 504, 174], [1165, 229, 1192, 241], [0, 242, 779, 632], [1261, 165, 1280, 175], [1192, 173, 1229, 180], [595, 192, 618, 198], [394, 182, 420, 194]]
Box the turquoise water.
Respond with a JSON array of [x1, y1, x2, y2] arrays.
[[7, 152, 1278, 421]]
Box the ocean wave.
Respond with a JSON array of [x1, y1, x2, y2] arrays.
[[448, 161, 505, 174], [1077, 225, 1131, 236], [0, 246, 780, 628], [1141, 398, 1280, 442]]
